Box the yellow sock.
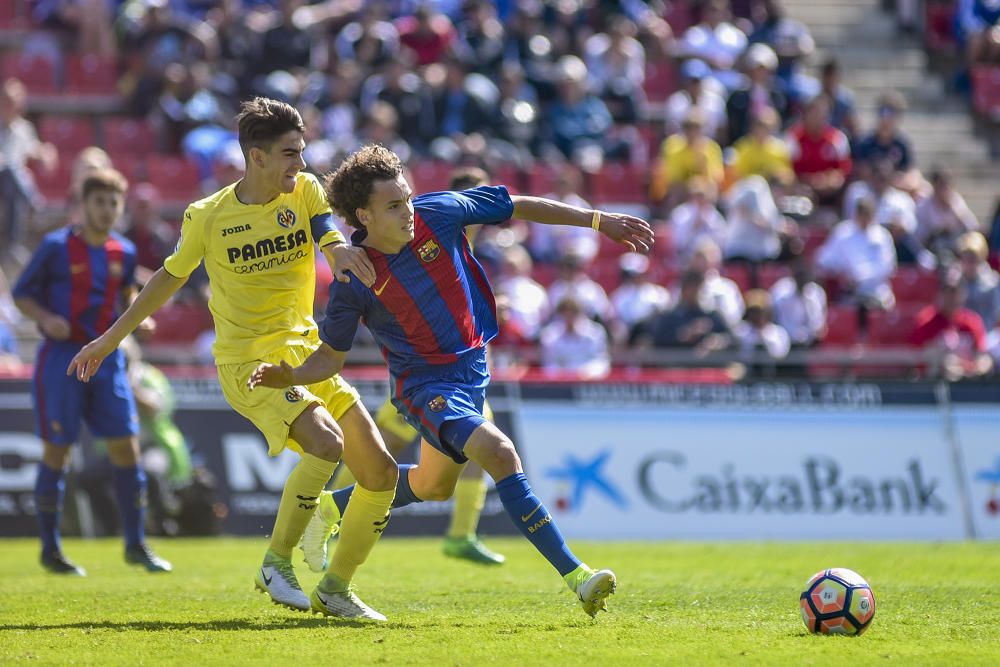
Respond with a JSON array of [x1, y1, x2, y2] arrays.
[[447, 476, 487, 539], [269, 453, 336, 558], [325, 484, 395, 586], [331, 463, 357, 491]]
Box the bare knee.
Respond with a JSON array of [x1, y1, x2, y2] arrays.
[[354, 451, 398, 492], [472, 437, 521, 481], [294, 407, 345, 462], [415, 473, 457, 501]]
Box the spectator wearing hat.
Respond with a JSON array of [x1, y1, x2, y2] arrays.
[[747, 0, 818, 111], [853, 91, 923, 195], [734, 289, 791, 369], [665, 59, 727, 141], [916, 168, 980, 261], [725, 43, 787, 144], [610, 252, 672, 340], [669, 177, 729, 263], [786, 95, 852, 206], [956, 232, 1000, 330], [540, 296, 611, 379], [726, 107, 793, 186], [910, 274, 993, 380], [816, 196, 897, 310], [650, 108, 725, 209], [678, 0, 749, 91], [769, 262, 828, 347]]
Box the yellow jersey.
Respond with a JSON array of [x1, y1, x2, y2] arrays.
[[163, 172, 344, 364]]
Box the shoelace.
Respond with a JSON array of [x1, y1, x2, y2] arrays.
[[269, 560, 303, 590]]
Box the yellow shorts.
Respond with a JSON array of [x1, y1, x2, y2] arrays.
[[374, 395, 493, 445], [217, 344, 360, 456]]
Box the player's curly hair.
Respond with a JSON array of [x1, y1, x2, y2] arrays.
[[81, 168, 128, 200], [236, 97, 304, 159], [324, 144, 403, 228]]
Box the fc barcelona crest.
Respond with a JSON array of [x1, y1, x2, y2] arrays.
[[417, 239, 440, 263], [276, 207, 296, 229], [428, 395, 448, 412], [109, 261, 123, 278]]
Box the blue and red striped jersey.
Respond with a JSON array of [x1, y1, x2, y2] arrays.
[[13, 227, 138, 344], [320, 186, 514, 390]]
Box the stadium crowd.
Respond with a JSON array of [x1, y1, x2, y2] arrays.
[[1, 0, 1000, 380]]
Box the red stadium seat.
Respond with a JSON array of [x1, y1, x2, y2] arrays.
[[823, 305, 859, 345], [924, 0, 958, 53], [39, 117, 97, 155], [800, 225, 829, 260], [758, 264, 792, 289], [721, 263, 751, 294], [643, 61, 677, 103], [409, 161, 452, 194], [65, 55, 119, 95], [530, 263, 558, 288], [146, 156, 202, 202], [527, 164, 559, 195], [972, 65, 1000, 119], [867, 305, 923, 346], [590, 257, 623, 293], [649, 263, 680, 290], [590, 162, 649, 204], [104, 117, 157, 156], [150, 302, 213, 343], [30, 161, 73, 202], [2, 55, 58, 95], [494, 165, 521, 193], [891, 268, 938, 306]]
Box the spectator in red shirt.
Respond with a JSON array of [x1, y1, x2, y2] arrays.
[[786, 95, 851, 206], [396, 5, 456, 66], [910, 275, 993, 379]]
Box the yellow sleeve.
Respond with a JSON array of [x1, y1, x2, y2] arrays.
[[163, 205, 206, 278], [650, 136, 682, 201], [707, 141, 725, 186]]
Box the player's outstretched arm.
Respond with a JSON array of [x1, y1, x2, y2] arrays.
[[510, 195, 654, 253], [247, 342, 347, 391], [67, 268, 187, 382]]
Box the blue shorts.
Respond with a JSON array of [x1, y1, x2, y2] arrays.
[[392, 381, 487, 464], [32, 342, 138, 445]]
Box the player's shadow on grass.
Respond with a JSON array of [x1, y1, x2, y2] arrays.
[[0, 618, 415, 632]]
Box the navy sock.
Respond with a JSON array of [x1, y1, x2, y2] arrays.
[[111, 465, 147, 549], [332, 464, 421, 515], [35, 463, 65, 556], [496, 472, 580, 576]]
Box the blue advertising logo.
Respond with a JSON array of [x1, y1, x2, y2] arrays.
[[974, 457, 1000, 516], [545, 449, 627, 513]]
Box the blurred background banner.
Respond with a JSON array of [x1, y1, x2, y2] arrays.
[[1, 373, 998, 540]]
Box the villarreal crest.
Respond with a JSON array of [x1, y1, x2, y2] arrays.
[[276, 207, 296, 229], [417, 239, 440, 263]]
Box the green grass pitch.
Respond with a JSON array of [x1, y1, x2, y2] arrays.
[[1, 538, 998, 666]]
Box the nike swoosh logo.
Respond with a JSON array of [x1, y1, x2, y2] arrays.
[[261, 568, 273, 585], [521, 504, 543, 522], [372, 514, 390, 527], [316, 592, 329, 607], [374, 277, 391, 296]]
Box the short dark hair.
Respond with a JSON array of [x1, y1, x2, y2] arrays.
[[324, 145, 404, 228], [449, 166, 489, 190], [236, 97, 304, 159], [82, 168, 128, 200]]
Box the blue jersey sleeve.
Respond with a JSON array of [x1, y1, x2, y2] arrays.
[[414, 186, 514, 229], [319, 278, 365, 352], [121, 237, 138, 289], [12, 236, 56, 303]]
